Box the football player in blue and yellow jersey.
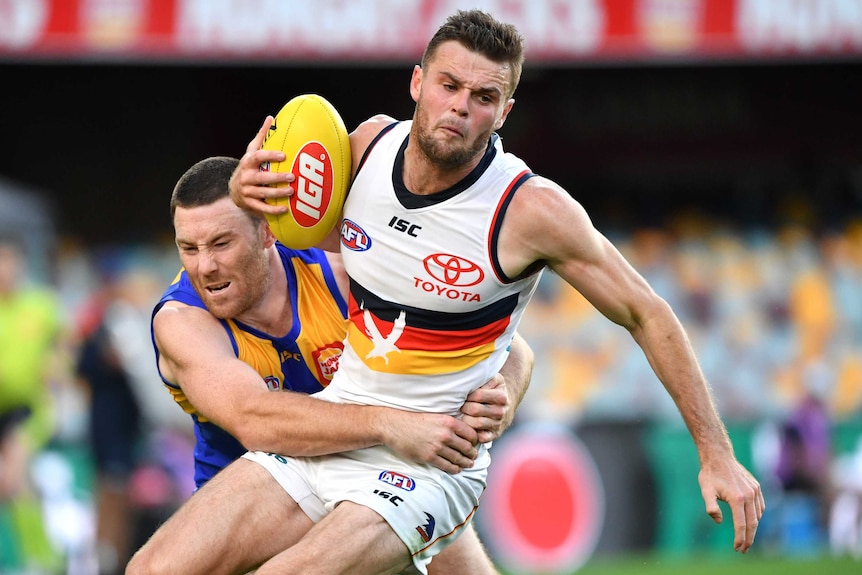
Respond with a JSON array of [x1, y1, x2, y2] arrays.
[[137, 156, 533, 575]]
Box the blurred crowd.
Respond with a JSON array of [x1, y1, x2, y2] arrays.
[[517, 210, 862, 560], [2, 204, 862, 572], [519, 212, 862, 424], [1, 236, 193, 575]]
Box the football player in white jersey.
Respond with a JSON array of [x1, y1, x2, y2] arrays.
[[126, 156, 533, 575], [130, 8, 764, 575]]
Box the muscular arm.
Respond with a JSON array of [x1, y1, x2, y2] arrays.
[[499, 177, 764, 552], [153, 302, 479, 473]]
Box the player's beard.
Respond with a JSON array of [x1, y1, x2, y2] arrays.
[[413, 100, 492, 170]]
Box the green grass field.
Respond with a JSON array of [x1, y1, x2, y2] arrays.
[[565, 553, 860, 575]]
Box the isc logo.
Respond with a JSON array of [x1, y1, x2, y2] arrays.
[[291, 142, 332, 228]]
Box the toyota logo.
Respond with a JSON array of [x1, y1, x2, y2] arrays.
[[423, 253, 484, 287]]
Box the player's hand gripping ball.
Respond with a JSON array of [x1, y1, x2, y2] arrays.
[[260, 94, 351, 249]]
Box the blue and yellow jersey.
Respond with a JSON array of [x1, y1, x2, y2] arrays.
[[151, 243, 347, 487]]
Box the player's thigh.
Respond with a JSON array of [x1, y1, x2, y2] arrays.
[[127, 457, 313, 575], [429, 522, 497, 575], [256, 500, 411, 575]]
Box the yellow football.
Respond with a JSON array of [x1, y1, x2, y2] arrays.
[[260, 94, 351, 249]]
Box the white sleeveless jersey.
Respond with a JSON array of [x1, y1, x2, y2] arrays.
[[318, 121, 543, 416]]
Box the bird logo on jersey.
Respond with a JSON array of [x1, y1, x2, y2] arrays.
[[361, 304, 406, 364], [416, 512, 436, 543]]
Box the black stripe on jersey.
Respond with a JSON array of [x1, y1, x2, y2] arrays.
[[355, 121, 400, 176], [350, 278, 519, 331], [394, 133, 500, 209], [489, 171, 538, 284]]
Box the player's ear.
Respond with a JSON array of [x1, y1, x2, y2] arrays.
[[410, 65, 422, 103], [261, 220, 277, 248], [495, 98, 515, 130]]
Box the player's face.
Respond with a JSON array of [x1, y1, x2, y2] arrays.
[[173, 197, 272, 319], [411, 41, 514, 170]]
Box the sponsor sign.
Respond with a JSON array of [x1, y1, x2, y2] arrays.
[[3, 0, 861, 63], [477, 423, 605, 573]]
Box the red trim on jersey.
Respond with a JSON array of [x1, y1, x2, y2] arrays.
[[349, 303, 510, 352], [488, 169, 531, 283]]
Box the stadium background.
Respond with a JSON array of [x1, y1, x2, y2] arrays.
[[2, 1, 862, 574]]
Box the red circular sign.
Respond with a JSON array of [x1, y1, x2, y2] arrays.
[[478, 424, 604, 573]]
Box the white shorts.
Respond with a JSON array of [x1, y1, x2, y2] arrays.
[[242, 444, 490, 574]]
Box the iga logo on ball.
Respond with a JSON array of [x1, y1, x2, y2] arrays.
[[261, 94, 351, 249], [289, 141, 332, 227]]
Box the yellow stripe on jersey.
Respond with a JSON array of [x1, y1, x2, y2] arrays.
[[293, 256, 348, 385], [224, 319, 285, 388], [165, 384, 203, 420], [345, 322, 495, 375]]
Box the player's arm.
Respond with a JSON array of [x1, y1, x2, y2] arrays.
[[153, 302, 479, 473], [461, 331, 534, 443], [500, 176, 765, 553]]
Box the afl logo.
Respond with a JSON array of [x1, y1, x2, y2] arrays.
[[423, 253, 484, 287], [290, 142, 332, 228], [263, 376, 281, 391], [378, 471, 416, 491], [341, 219, 371, 251]]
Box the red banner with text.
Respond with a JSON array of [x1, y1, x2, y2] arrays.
[[1, 0, 861, 63]]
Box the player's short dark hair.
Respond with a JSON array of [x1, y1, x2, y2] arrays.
[[170, 156, 240, 220], [422, 9, 525, 99]]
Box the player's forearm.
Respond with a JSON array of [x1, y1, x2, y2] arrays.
[[230, 392, 388, 456], [500, 332, 534, 428], [632, 298, 734, 463], [232, 391, 477, 472]]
